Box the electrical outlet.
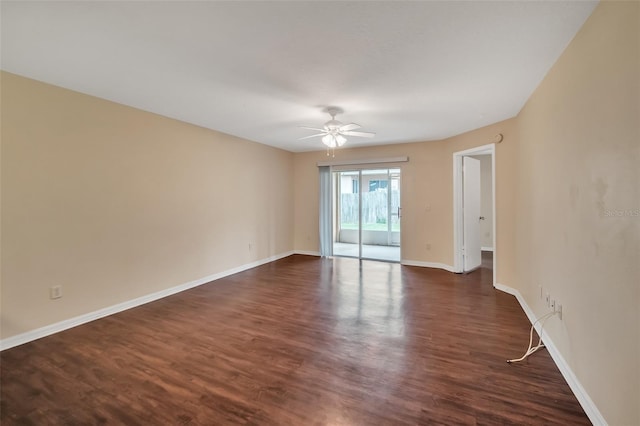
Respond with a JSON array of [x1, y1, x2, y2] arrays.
[[50, 285, 62, 299], [545, 292, 550, 307], [556, 303, 563, 320]]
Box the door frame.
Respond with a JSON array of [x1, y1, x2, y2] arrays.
[[452, 143, 496, 285], [333, 167, 402, 263]]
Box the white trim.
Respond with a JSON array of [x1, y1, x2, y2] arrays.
[[452, 144, 496, 284], [455, 143, 494, 156], [401, 259, 456, 273], [494, 283, 607, 426], [481, 246, 494, 252], [317, 156, 408, 167], [0, 251, 295, 351], [490, 150, 496, 285], [294, 250, 321, 256], [453, 154, 464, 273]]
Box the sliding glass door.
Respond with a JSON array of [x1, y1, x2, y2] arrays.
[[333, 168, 401, 262]]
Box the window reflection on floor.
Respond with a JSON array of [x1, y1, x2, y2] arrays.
[[328, 258, 407, 375], [333, 242, 400, 262]]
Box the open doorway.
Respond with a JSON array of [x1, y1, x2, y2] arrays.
[[453, 144, 496, 284], [333, 168, 401, 262]]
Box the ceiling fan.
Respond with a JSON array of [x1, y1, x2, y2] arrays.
[[299, 107, 375, 151]]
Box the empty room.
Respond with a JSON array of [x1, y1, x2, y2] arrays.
[[1, 1, 638, 425]]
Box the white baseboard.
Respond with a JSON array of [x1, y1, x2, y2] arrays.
[[481, 246, 494, 252], [401, 259, 457, 273], [293, 250, 321, 256], [1, 255, 605, 426], [494, 282, 607, 426], [0, 251, 295, 351]]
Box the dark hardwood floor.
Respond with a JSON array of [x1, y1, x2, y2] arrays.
[[1, 253, 589, 425]]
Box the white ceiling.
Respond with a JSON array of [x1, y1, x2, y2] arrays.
[[1, 1, 597, 152]]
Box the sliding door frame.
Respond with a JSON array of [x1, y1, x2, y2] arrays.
[[333, 167, 402, 262]]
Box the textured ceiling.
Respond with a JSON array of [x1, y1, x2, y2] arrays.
[[1, 1, 597, 152]]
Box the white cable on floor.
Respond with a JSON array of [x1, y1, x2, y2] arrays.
[[507, 310, 557, 364]]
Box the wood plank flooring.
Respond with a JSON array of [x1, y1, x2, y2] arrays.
[[1, 253, 589, 425]]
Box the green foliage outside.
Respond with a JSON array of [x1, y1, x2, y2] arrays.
[[340, 191, 401, 232]]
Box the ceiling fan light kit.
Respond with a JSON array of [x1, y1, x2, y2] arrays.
[[322, 134, 346, 148], [299, 107, 375, 156]]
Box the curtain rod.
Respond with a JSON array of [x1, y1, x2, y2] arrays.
[[317, 156, 408, 167]]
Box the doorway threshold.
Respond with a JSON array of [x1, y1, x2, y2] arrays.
[[333, 242, 400, 262]]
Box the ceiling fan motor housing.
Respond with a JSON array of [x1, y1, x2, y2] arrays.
[[325, 119, 342, 130]]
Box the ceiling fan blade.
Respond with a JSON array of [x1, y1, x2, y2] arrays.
[[342, 131, 376, 138], [339, 123, 361, 132], [298, 133, 326, 140], [298, 126, 326, 132]]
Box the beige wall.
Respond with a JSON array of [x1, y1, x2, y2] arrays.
[[293, 118, 516, 269], [1, 1, 637, 422], [512, 2, 639, 424], [0, 72, 294, 339], [444, 119, 518, 286], [293, 3, 639, 423]]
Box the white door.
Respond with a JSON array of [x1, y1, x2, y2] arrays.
[[463, 156, 482, 271]]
